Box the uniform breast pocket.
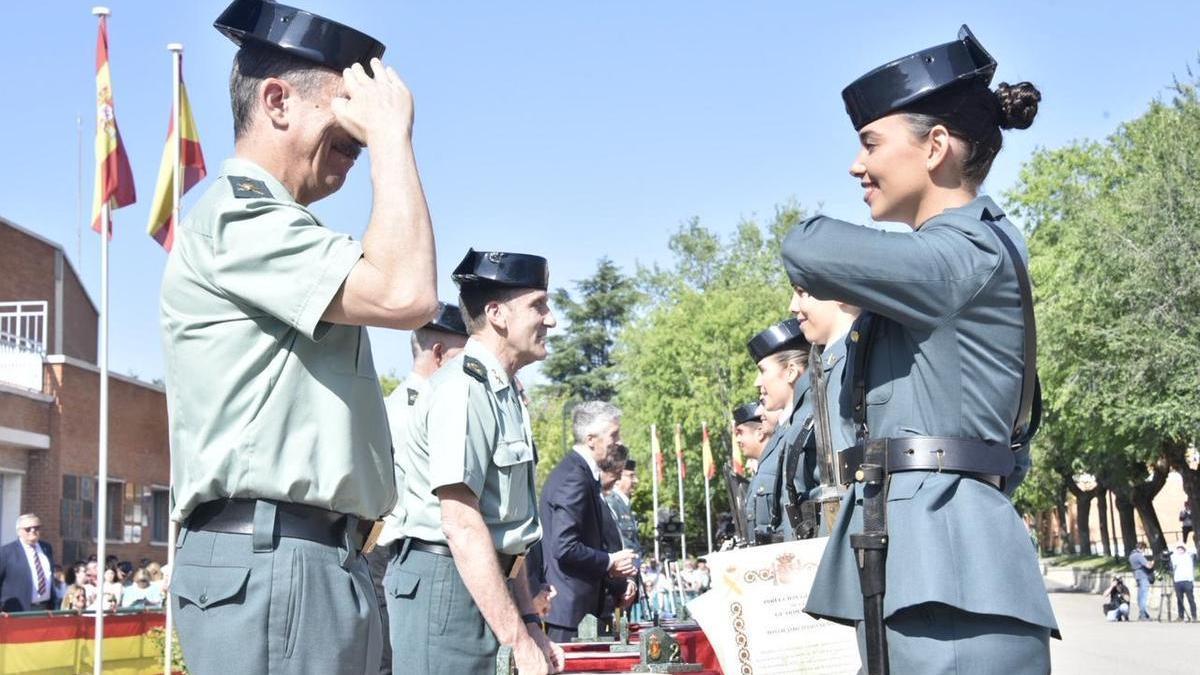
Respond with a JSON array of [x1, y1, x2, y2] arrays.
[[492, 440, 534, 520], [864, 333, 897, 406]]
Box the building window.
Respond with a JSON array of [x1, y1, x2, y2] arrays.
[[107, 480, 124, 540], [151, 488, 170, 543]]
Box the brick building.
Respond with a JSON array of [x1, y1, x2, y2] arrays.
[[0, 216, 170, 566]]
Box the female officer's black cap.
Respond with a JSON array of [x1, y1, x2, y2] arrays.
[[747, 319, 807, 363], [422, 302, 469, 337], [452, 249, 550, 290], [732, 402, 763, 426], [841, 25, 997, 131], [214, 0, 385, 70]]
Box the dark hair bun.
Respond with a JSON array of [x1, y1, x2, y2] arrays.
[[995, 81, 1041, 130]]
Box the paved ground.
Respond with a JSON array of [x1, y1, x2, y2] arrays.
[[1048, 587, 1197, 674]]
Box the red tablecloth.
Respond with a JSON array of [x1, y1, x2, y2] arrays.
[[558, 628, 721, 673]]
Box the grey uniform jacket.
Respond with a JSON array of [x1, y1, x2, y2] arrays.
[[782, 196, 1059, 635], [777, 378, 813, 541], [747, 378, 811, 544], [604, 492, 642, 557]]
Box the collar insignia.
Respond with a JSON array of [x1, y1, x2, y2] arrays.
[[228, 176, 272, 199]]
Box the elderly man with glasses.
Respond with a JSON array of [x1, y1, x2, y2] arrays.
[[0, 514, 59, 611]]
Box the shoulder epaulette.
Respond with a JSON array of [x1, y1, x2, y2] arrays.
[[463, 356, 488, 383], [227, 176, 273, 199]]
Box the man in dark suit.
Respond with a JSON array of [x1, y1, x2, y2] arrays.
[[539, 402, 637, 642], [0, 513, 59, 611]]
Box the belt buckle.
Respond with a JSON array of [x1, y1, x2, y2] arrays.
[[506, 553, 526, 581], [360, 520, 384, 555]]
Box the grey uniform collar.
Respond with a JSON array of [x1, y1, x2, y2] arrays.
[[930, 194, 1006, 226], [463, 338, 512, 393], [222, 157, 295, 203]]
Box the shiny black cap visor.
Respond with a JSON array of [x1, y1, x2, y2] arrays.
[[422, 302, 469, 337], [842, 25, 996, 131], [452, 249, 550, 290], [733, 402, 763, 426], [214, 0, 385, 71], [747, 318, 807, 363]]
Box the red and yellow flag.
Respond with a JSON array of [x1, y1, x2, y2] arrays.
[[730, 417, 745, 476], [674, 423, 686, 480], [147, 56, 207, 251], [91, 14, 136, 234], [652, 424, 664, 484], [702, 422, 716, 481]]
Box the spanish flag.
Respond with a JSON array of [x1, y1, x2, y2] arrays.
[[147, 55, 206, 251], [651, 424, 664, 484], [701, 422, 716, 481], [90, 13, 136, 235]]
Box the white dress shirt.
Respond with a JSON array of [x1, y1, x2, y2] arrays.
[[573, 445, 601, 481], [21, 542, 51, 605]]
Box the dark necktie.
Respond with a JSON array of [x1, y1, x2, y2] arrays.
[[31, 545, 46, 596]]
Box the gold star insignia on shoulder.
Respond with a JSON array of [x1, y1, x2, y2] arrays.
[[227, 176, 273, 199]]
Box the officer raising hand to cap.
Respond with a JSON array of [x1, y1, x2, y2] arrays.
[[160, 1, 437, 673], [389, 249, 561, 675]]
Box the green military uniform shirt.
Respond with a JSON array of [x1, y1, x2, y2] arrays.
[[378, 371, 429, 547], [396, 338, 541, 555], [160, 157, 395, 522]]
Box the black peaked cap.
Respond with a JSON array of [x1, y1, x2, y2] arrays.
[[733, 402, 763, 426], [422, 302, 468, 337], [842, 25, 997, 131], [452, 249, 549, 290], [747, 318, 807, 363], [214, 0, 385, 71]]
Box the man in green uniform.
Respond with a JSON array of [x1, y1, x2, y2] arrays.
[[160, 2, 437, 672], [388, 249, 562, 675], [367, 303, 468, 674], [604, 459, 642, 557]]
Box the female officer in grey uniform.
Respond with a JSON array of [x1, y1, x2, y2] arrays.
[[782, 26, 1058, 674], [745, 319, 810, 544]]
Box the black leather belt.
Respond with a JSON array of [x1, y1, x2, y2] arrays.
[[187, 499, 378, 552], [394, 537, 526, 579], [838, 437, 1014, 489]]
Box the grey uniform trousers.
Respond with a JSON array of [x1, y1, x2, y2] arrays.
[[385, 545, 500, 675], [855, 602, 1051, 675], [172, 511, 383, 675]]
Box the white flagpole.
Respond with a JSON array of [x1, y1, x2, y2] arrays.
[[650, 424, 660, 563], [703, 423, 713, 555], [163, 42, 183, 675], [92, 9, 110, 673], [675, 424, 687, 562]]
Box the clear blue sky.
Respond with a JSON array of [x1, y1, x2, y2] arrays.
[[2, 1, 1197, 382]]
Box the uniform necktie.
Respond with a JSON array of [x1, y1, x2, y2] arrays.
[[31, 545, 46, 595]]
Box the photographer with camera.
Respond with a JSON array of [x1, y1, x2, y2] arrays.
[[1169, 543, 1197, 622], [1103, 576, 1131, 622], [1129, 542, 1156, 620]]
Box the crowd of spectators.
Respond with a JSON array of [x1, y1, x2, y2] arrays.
[[59, 556, 167, 613]]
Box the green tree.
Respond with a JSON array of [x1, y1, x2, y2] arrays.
[[379, 371, 401, 398], [542, 258, 640, 401], [614, 203, 806, 546], [1006, 78, 1200, 557]]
